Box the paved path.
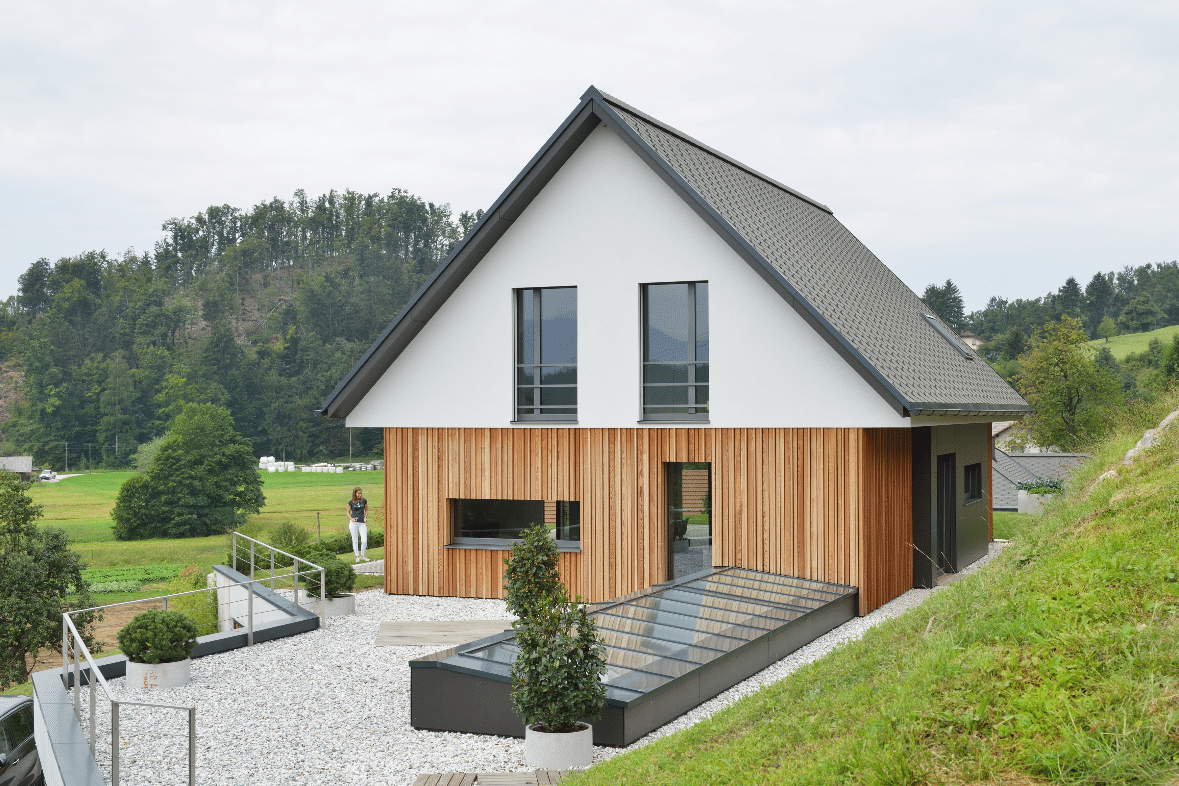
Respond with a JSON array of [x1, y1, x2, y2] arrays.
[[375, 620, 514, 646], [413, 771, 568, 785], [352, 558, 384, 574]]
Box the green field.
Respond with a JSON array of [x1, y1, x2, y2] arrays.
[[1087, 323, 1179, 360], [30, 469, 386, 572]]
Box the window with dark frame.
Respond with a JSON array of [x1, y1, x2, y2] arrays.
[[451, 498, 581, 545], [643, 281, 709, 420], [516, 287, 577, 420], [964, 462, 983, 501]]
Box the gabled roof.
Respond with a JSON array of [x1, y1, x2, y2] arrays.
[[320, 87, 1030, 420]]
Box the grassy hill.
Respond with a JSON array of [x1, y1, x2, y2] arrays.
[[569, 397, 1179, 785], [1087, 324, 1179, 360]]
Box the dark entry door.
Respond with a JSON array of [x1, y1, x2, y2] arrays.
[[666, 462, 712, 580], [936, 454, 957, 574]]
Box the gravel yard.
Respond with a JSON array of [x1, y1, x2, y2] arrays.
[[78, 543, 1003, 786]]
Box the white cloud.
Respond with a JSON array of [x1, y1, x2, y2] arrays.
[[1, 0, 1176, 311]]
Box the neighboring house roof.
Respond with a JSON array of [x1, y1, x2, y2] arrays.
[[320, 87, 1030, 421], [991, 420, 1015, 439], [0, 456, 33, 473], [991, 449, 1088, 510]]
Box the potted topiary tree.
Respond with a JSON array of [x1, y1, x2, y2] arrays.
[[117, 610, 199, 689], [301, 548, 357, 617], [504, 523, 606, 770]]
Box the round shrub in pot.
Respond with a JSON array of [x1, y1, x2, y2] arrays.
[[117, 610, 199, 689], [301, 549, 356, 599]]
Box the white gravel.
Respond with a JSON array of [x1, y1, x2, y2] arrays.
[[77, 543, 1004, 785]]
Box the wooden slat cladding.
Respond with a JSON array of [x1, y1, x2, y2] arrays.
[[383, 427, 912, 612], [856, 429, 913, 612]]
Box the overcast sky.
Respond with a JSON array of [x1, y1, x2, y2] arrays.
[[3, 1, 1176, 312]]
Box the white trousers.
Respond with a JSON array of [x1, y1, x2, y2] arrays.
[[349, 520, 368, 556]]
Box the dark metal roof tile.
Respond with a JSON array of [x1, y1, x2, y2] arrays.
[[610, 102, 1027, 412]]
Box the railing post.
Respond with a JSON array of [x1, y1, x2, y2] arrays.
[[73, 645, 81, 719], [320, 569, 326, 628], [247, 581, 254, 647], [188, 707, 196, 786], [89, 668, 96, 753], [111, 701, 120, 786], [269, 548, 275, 591], [62, 616, 68, 690], [293, 560, 300, 610], [250, 541, 255, 580]]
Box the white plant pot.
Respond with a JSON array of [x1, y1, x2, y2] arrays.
[[524, 723, 593, 770], [1017, 490, 1051, 515], [310, 592, 356, 618], [126, 658, 191, 689]]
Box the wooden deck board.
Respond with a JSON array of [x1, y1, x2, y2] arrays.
[[414, 773, 569, 786], [375, 620, 514, 647]]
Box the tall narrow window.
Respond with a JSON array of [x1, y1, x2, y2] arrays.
[[643, 282, 708, 420], [516, 287, 577, 420]]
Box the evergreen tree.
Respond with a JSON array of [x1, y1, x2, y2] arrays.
[[921, 279, 965, 332]]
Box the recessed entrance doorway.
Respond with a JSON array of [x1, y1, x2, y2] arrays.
[[666, 462, 712, 580]]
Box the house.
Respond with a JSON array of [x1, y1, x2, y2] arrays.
[[320, 87, 1030, 615], [0, 456, 33, 482], [991, 448, 1088, 512], [960, 332, 983, 351]]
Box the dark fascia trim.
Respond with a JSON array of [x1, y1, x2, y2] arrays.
[[589, 88, 833, 215], [907, 403, 1032, 418], [318, 96, 604, 418], [587, 91, 913, 417]]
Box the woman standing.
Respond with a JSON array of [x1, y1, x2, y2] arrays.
[[347, 486, 369, 563]]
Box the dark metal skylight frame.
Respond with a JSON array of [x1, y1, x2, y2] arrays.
[[409, 566, 857, 746]]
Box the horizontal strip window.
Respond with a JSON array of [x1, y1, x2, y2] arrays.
[[448, 538, 581, 553], [451, 498, 580, 542]]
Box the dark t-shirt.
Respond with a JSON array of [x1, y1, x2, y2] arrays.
[[348, 498, 368, 523]]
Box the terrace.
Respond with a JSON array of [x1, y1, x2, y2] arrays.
[[35, 542, 1004, 786]]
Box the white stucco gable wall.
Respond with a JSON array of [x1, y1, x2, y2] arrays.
[[347, 124, 906, 428]]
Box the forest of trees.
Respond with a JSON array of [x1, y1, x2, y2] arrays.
[[0, 187, 482, 471], [922, 263, 1179, 347]]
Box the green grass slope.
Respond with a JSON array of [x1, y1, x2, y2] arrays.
[[571, 403, 1179, 785], [1087, 324, 1179, 361]]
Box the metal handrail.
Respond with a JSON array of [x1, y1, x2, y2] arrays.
[[62, 539, 328, 785], [62, 612, 196, 786], [231, 532, 329, 625]]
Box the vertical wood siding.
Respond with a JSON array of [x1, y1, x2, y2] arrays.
[[383, 427, 912, 612]]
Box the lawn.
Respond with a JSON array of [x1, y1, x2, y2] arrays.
[[30, 469, 386, 573], [1087, 323, 1179, 360], [992, 510, 1037, 540]]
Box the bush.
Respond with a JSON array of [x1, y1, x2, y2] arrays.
[[1016, 477, 1065, 495], [270, 520, 311, 555], [504, 523, 606, 733], [117, 610, 199, 664], [300, 549, 356, 599]]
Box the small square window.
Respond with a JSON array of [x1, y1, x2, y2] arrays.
[[964, 463, 982, 501]]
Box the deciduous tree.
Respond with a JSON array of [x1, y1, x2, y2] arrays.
[[112, 403, 264, 539], [0, 471, 97, 687], [1017, 316, 1121, 450]]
